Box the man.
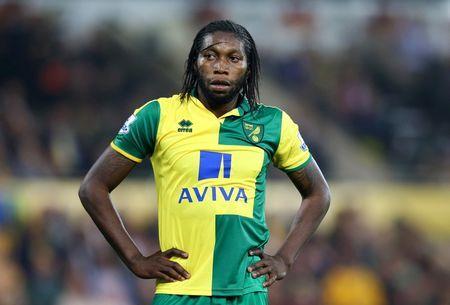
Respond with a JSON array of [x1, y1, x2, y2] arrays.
[[79, 20, 330, 305]]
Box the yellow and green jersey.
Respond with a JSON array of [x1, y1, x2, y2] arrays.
[[111, 93, 311, 296]]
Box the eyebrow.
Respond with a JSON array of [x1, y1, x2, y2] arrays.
[[200, 41, 243, 54], [200, 42, 223, 52]]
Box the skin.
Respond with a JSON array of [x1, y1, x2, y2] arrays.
[[78, 31, 330, 287], [78, 147, 190, 282], [248, 159, 330, 287], [196, 31, 248, 118]]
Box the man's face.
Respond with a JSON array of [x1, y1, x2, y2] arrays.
[[196, 31, 248, 104]]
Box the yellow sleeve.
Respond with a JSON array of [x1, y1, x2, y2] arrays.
[[273, 111, 312, 172]]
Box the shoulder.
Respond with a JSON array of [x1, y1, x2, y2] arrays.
[[152, 94, 185, 114], [259, 104, 296, 117], [249, 103, 288, 125], [248, 103, 282, 118], [154, 94, 182, 106], [133, 99, 159, 116], [257, 104, 299, 124], [249, 104, 300, 142], [254, 103, 283, 115], [133, 94, 183, 117]]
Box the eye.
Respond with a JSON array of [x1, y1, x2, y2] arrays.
[[204, 52, 216, 60], [230, 55, 241, 63]]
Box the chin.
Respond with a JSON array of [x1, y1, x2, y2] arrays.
[[204, 89, 235, 104], [211, 90, 231, 97], [198, 79, 241, 104], [210, 92, 236, 104]]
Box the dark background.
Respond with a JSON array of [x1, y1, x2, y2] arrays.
[[0, 1, 449, 305]]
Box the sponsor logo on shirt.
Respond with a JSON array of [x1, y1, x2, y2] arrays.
[[118, 114, 136, 135], [178, 119, 193, 132], [198, 151, 231, 180], [298, 132, 308, 152], [178, 186, 248, 204], [178, 150, 248, 204]]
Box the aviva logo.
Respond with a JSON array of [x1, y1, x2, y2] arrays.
[[178, 119, 193, 132], [178, 186, 248, 204], [178, 151, 248, 204], [198, 151, 231, 180]]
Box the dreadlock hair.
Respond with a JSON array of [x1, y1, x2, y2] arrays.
[[180, 20, 261, 109]]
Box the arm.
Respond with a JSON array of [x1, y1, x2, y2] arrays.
[[248, 158, 330, 287], [78, 147, 190, 282]]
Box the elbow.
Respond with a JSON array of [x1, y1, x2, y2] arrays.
[[78, 179, 94, 209], [321, 185, 331, 214], [78, 178, 109, 211]]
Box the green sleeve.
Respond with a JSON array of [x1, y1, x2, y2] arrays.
[[111, 100, 160, 163]]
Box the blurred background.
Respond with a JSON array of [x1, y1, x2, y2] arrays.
[[0, 0, 449, 305]]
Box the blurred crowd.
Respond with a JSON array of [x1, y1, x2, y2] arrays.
[[0, 3, 175, 177], [263, 4, 450, 180], [1, 2, 449, 180], [1, 2, 449, 305], [0, 206, 448, 305]]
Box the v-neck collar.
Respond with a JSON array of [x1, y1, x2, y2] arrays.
[[187, 89, 251, 119]]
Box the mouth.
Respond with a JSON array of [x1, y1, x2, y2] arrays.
[[209, 79, 231, 92]]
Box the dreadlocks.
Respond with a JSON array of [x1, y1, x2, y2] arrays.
[[180, 20, 260, 109]]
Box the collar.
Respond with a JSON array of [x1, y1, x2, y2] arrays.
[[187, 88, 251, 118]]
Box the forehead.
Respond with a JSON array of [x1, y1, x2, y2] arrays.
[[201, 31, 245, 54]]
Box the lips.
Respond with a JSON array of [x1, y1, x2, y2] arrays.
[[209, 79, 231, 92]]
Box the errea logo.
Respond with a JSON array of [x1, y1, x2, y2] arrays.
[[178, 119, 193, 133]]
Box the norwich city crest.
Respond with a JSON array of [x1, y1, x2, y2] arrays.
[[243, 121, 264, 144]]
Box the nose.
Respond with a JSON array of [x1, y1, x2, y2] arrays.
[[213, 57, 228, 74]]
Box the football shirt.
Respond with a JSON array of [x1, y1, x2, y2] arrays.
[[111, 93, 311, 296]]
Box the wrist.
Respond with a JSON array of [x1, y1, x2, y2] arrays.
[[275, 251, 294, 270], [127, 252, 144, 272]]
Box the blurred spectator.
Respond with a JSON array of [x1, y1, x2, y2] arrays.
[[192, 0, 224, 25], [1, 205, 448, 305], [0, 2, 175, 177], [27, 243, 63, 305], [322, 265, 387, 305], [267, 2, 450, 180], [0, 230, 27, 305], [0, 1, 448, 304], [0, 2, 448, 179]]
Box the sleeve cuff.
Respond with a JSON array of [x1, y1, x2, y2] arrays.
[[283, 154, 312, 173], [110, 142, 143, 163]]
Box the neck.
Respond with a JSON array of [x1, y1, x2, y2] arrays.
[[196, 86, 240, 118]]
